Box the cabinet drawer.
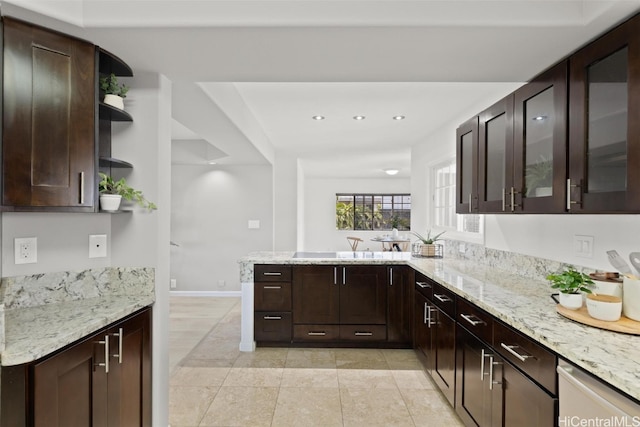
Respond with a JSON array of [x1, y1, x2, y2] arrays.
[[415, 273, 434, 300], [339, 325, 387, 341], [457, 298, 493, 343], [432, 283, 456, 318], [493, 320, 557, 394], [255, 312, 292, 342], [254, 265, 292, 282], [293, 324, 340, 342], [255, 282, 292, 311]]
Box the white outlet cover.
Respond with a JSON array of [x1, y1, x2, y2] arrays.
[[15, 237, 37, 264], [89, 234, 108, 258]]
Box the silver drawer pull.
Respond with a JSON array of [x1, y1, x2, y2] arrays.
[[95, 334, 110, 373], [263, 272, 282, 276], [500, 343, 535, 362], [354, 332, 373, 336], [434, 293, 452, 303], [416, 282, 431, 288], [308, 331, 326, 336], [263, 285, 282, 289], [111, 328, 123, 364], [460, 313, 486, 326], [263, 316, 282, 320]]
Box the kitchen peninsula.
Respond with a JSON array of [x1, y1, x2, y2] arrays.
[[239, 251, 640, 407]]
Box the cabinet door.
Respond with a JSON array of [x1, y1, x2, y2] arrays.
[[502, 361, 556, 427], [33, 332, 107, 427], [340, 266, 387, 325], [2, 17, 96, 210], [568, 14, 640, 212], [293, 265, 339, 324], [478, 95, 515, 213], [106, 308, 152, 427], [433, 308, 456, 406], [513, 61, 568, 213], [387, 266, 412, 344], [414, 291, 434, 371], [456, 116, 479, 213]]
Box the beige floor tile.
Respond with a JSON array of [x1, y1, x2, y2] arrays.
[[285, 349, 337, 369], [335, 348, 390, 370], [180, 358, 235, 368], [222, 367, 284, 387], [170, 366, 230, 387], [340, 388, 415, 427], [199, 386, 278, 427], [337, 369, 398, 389], [272, 387, 343, 427], [400, 388, 464, 427], [188, 339, 241, 360], [233, 348, 288, 368], [169, 385, 218, 426], [280, 368, 340, 388], [391, 369, 435, 390]]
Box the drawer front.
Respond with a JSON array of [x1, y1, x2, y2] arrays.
[[255, 282, 292, 311], [415, 273, 434, 300], [456, 298, 493, 344], [254, 265, 292, 282], [432, 283, 456, 318], [493, 320, 557, 394], [255, 312, 292, 342], [293, 324, 340, 342], [339, 325, 387, 341]]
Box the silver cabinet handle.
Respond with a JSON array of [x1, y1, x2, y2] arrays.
[[481, 349, 491, 381], [263, 272, 282, 276], [502, 187, 506, 211], [468, 193, 472, 213], [489, 356, 502, 390], [416, 282, 431, 289], [500, 343, 535, 362], [308, 331, 326, 336], [460, 313, 485, 326], [566, 179, 582, 210], [342, 267, 346, 285], [434, 294, 452, 303], [79, 172, 85, 204], [111, 328, 123, 364], [334, 267, 337, 285], [426, 304, 436, 328], [264, 316, 282, 320], [263, 285, 282, 290], [354, 332, 373, 336], [95, 334, 110, 373], [389, 267, 393, 286], [510, 187, 520, 212]]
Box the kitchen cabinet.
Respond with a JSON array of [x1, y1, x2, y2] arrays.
[[568, 13, 640, 212], [2, 16, 96, 211], [292, 265, 387, 343], [456, 116, 479, 213], [254, 264, 293, 344], [387, 266, 413, 344], [1, 307, 152, 427]]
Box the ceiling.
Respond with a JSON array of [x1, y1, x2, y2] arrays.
[[6, 0, 640, 178]]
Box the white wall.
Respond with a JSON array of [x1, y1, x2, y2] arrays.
[[303, 177, 411, 252], [170, 164, 273, 292]]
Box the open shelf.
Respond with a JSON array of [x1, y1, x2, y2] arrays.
[[98, 48, 133, 76], [99, 157, 133, 169], [99, 103, 133, 122]]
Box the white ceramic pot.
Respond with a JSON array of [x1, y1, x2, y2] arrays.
[[622, 277, 640, 321], [104, 94, 124, 110], [592, 279, 623, 298], [559, 293, 583, 310], [100, 194, 122, 211], [586, 294, 622, 321]]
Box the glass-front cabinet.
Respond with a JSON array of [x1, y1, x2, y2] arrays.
[[456, 117, 478, 213], [568, 15, 640, 212]]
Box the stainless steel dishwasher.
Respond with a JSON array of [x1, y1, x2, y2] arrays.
[[557, 358, 640, 424]]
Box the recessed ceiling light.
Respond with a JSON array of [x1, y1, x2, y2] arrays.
[[353, 115, 366, 120], [384, 169, 399, 175], [207, 161, 217, 165], [532, 115, 547, 121], [312, 115, 325, 120], [393, 116, 406, 120]]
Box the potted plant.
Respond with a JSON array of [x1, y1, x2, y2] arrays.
[[525, 156, 553, 197], [99, 73, 129, 110], [546, 265, 595, 310], [411, 229, 445, 257], [390, 215, 400, 237], [98, 173, 156, 211]]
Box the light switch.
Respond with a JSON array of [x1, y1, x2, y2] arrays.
[[573, 234, 594, 258], [89, 234, 107, 258], [248, 220, 260, 229]]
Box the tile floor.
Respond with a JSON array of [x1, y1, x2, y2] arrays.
[[169, 296, 463, 427]]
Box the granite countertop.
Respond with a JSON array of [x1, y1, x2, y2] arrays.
[[240, 251, 640, 402]]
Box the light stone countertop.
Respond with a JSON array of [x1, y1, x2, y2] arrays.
[[239, 251, 640, 402]]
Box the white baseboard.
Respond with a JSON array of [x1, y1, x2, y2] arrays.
[[169, 290, 242, 297]]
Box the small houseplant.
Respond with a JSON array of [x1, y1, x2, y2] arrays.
[[99, 173, 156, 211], [99, 73, 129, 110], [525, 156, 553, 197], [411, 229, 445, 257], [546, 265, 594, 310]]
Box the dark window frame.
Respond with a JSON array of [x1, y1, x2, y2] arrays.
[[336, 193, 411, 231]]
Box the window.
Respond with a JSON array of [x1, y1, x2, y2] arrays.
[[336, 194, 411, 230], [433, 160, 483, 235]]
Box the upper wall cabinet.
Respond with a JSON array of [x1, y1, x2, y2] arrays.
[[455, 117, 478, 213], [2, 17, 96, 211], [568, 14, 640, 213]]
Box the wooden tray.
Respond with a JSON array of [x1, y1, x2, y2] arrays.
[[556, 305, 640, 335]]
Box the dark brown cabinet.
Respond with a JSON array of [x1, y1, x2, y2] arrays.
[[387, 266, 413, 344], [254, 264, 293, 344], [2, 16, 96, 211], [456, 116, 479, 213], [1, 308, 152, 427]]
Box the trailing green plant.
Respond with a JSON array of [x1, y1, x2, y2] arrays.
[[99, 173, 156, 210], [411, 230, 445, 244], [99, 73, 129, 98], [546, 265, 594, 294], [525, 156, 553, 196]]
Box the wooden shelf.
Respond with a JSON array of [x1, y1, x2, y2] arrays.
[[98, 48, 133, 76], [99, 103, 132, 122], [99, 157, 133, 169], [98, 209, 132, 214]]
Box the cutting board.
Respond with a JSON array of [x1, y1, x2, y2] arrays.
[[556, 305, 640, 335]]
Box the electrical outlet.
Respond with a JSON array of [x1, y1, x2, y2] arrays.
[[15, 237, 37, 264], [89, 234, 107, 258], [218, 280, 226, 288], [170, 279, 177, 289]]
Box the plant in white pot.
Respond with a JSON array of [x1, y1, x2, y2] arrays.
[[411, 230, 445, 257], [547, 266, 595, 310], [99, 73, 129, 110], [99, 173, 156, 212]]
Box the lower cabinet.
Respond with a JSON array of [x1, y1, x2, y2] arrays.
[[387, 266, 413, 345], [2, 307, 152, 427], [254, 265, 293, 344]]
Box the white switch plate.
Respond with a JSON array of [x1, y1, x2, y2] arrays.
[[15, 237, 37, 264], [89, 234, 107, 258], [574, 234, 594, 258], [248, 220, 260, 229]]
